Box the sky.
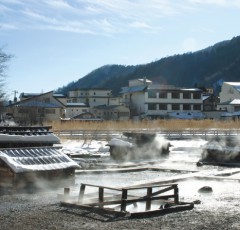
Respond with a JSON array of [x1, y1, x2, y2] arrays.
[[1, 0, 240, 99]]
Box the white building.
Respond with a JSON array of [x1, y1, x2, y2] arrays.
[[145, 85, 203, 119], [121, 78, 204, 119], [219, 82, 240, 103], [67, 88, 112, 108], [64, 103, 89, 119], [120, 78, 151, 116]]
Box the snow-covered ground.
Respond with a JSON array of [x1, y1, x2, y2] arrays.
[[55, 137, 240, 215]]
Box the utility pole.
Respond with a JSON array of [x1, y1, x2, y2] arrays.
[[13, 90, 18, 102]]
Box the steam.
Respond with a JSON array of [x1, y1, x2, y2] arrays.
[[107, 134, 170, 162], [201, 135, 240, 163]]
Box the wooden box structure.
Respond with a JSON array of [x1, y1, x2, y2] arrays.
[[0, 126, 79, 192], [107, 132, 170, 161], [0, 126, 60, 148], [60, 183, 194, 218]]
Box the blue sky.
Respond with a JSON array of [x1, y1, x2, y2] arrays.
[[1, 0, 240, 99]]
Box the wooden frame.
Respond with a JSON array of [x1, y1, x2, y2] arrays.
[[61, 183, 194, 218]]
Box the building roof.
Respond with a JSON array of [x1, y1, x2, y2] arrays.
[[202, 95, 210, 101], [120, 85, 147, 94], [66, 102, 88, 107], [230, 99, 240, 105], [219, 99, 240, 105], [19, 100, 63, 108], [225, 82, 240, 92], [0, 147, 79, 173]]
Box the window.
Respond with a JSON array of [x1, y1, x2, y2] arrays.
[[148, 90, 156, 98], [172, 92, 180, 99], [159, 92, 167, 98], [193, 104, 201, 110], [193, 93, 201, 99], [159, 104, 167, 110], [183, 104, 191, 110], [172, 104, 180, 110], [45, 109, 56, 114], [18, 108, 28, 113], [94, 92, 96, 95], [183, 92, 191, 99], [148, 103, 157, 110], [234, 106, 240, 112]]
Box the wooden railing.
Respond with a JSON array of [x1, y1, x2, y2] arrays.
[[53, 129, 240, 140]]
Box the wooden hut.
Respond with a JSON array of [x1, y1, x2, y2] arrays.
[[0, 146, 79, 192], [0, 126, 79, 192]]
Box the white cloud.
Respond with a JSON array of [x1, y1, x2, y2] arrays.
[[1, 0, 239, 35]]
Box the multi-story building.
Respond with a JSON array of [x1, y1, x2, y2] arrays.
[[7, 91, 65, 125], [120, 78, 151, 116], [145, 84, 203, 119], [121, 78, 204, 119], [67, 88, 111, 108]]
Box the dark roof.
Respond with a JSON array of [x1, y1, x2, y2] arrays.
[[120, 85, 147, 94], [19, 100, 63, 108], [66, 103, 88, 107]]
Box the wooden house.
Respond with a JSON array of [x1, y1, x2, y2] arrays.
[[0, 126, 79, 192]]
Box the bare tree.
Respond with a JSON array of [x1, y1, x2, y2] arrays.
[[0, 48, 12, 99], [0, 48, 12, 121]]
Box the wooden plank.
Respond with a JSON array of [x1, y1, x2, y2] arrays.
[[80, 183, 122, 191], [147, 185, 175, 197]]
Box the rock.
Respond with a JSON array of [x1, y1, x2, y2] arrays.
[[196, 161, 203, 167], [198, 186, 213, 193], [193, 199, 201, 204]]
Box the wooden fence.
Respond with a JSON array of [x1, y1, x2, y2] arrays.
[[53, 129, 240, 140]]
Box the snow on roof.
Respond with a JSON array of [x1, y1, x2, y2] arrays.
[[225, 82, 240, 92], [230, 99, 240, 105], [0, 133, 60, 144], [66, 102, 88, 107], [107, 138, 133, 147], [202, 95, 210, 101], [0, 147, 79, 173]]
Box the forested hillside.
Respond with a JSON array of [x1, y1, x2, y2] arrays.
[[57, 36, 240, 96]]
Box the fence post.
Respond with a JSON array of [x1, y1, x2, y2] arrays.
[[78, 184, 86, 203], [99, 187, 104, 208], [121, 189, 128, 212], [146, 187, 152, 211], [174, 185, 179, 204]]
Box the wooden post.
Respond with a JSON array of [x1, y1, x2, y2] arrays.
[[64, 187, 70, 201], [78, 184, 86, 203], [146, 187, 152, 211], [99, 187, 104, 208], [64, 187, 70, 194], [174, 185, 179, 204], [121, 189, 128, 212]]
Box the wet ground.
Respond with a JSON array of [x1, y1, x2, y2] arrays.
[[1, 138, 240, 229]]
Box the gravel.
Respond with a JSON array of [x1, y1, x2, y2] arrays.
[[0, 186, 240, 230]]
